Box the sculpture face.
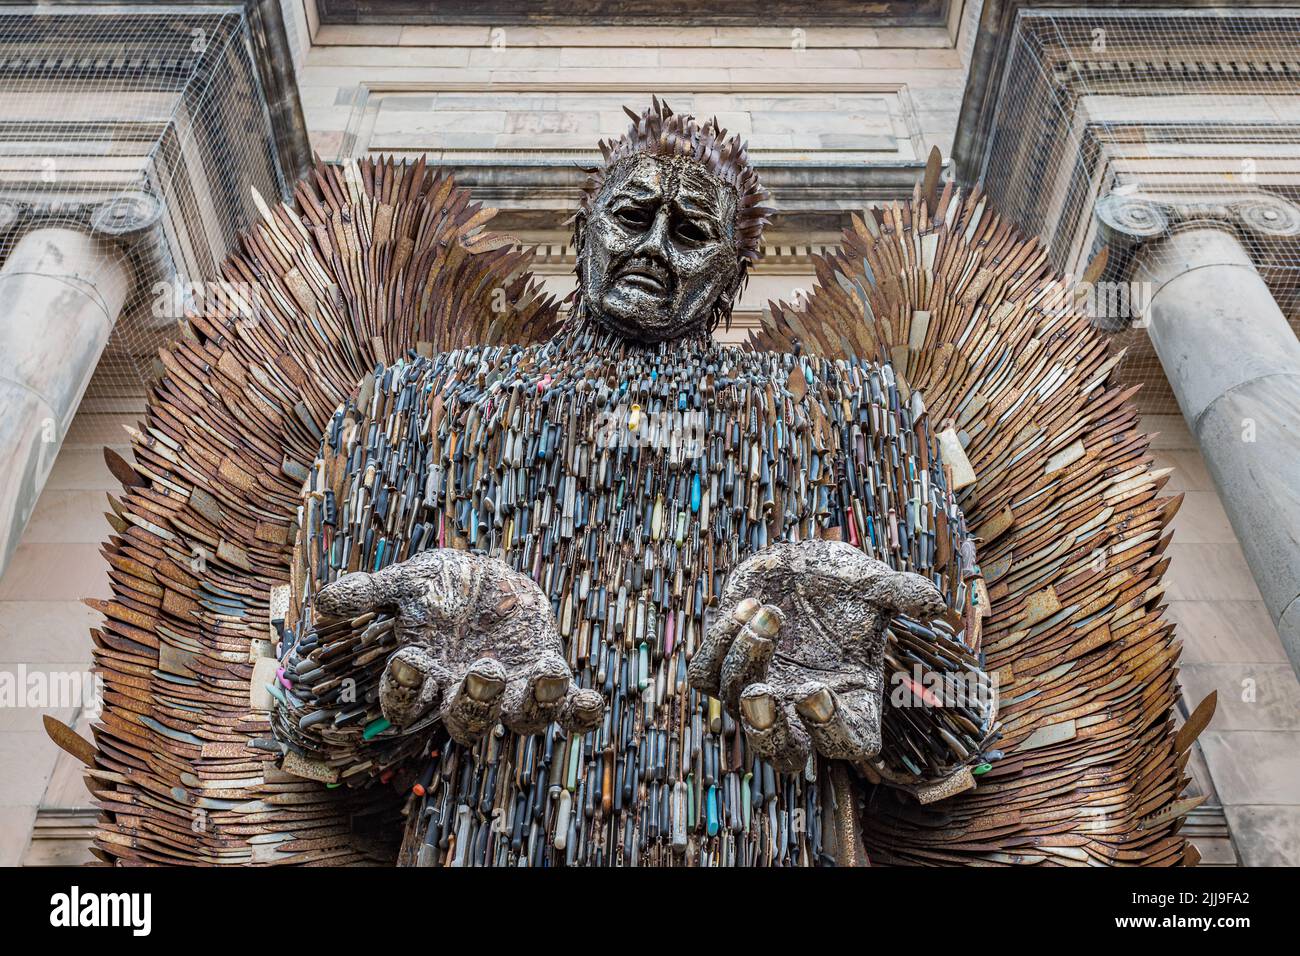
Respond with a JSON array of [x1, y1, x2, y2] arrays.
[[580, 154, 740, 343]]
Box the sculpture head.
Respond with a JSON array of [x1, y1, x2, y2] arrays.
[[573, 99, 772, 343]]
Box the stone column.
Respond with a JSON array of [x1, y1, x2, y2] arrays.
[[0, 205, 142, 576], [1096, 191, 1300, 672]]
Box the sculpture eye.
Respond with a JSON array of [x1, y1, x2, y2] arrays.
[[675, 219, 708, 245], [615, 205, 651, 228]]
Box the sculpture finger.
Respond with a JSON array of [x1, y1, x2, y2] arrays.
[[315, 549, 450, 621], [378, 646, 448, 729], [793, 682, 882, 763], [314, 570, 386, 618], [502, 653, 573, 735], [884, 570, 948, 620], [738, 682, 810, 774], [718, 603, 782, 709], [687, 596, 760, 696], [559, 686, 605, 735], [441, 658, 507, 745]]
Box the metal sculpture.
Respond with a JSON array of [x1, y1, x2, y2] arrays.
[[48, 100, 1210, 867]]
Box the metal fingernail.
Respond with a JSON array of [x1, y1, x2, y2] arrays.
[[750, 605, 784, 638], [733, 597, 761, 623], [465, 672, 504, 702], [796, 687, 835, 724], [390, 658, 423, 688], [534, 675, 568, 703], [740, 693, 776, 730]]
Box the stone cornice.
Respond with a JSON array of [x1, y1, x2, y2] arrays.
[[315, 0, 955, 29], [462, 159, 929, 234], [1049, 57, 1300, 97], [1, 2, 311, 189], [516, 240, 845, 270], [344, 80, 933, 232], [952, 2, 1300, 183]]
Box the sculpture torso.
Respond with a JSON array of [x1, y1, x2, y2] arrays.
[[277, 325, 989, 866], [270, 102, 993, 867], [70, 102, 1192, 869]]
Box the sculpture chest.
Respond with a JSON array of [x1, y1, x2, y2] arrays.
[[288, 339, 980, 866], [442, 345, 841, 865]]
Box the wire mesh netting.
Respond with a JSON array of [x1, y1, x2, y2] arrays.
[[977, 10, 1300, 415], [0, 4, 285, 440]]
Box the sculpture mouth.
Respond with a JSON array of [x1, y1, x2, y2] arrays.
[[615, 264, 671, 297]]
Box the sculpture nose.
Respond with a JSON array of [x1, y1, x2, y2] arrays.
[[632, 206, 672, 263]]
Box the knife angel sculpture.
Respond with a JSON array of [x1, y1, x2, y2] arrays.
[[54, 100, 1209, 867]]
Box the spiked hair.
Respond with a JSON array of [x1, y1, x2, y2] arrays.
[[572, 98, 773, 331]]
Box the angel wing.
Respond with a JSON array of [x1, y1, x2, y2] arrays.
[[59, 158, 560, 864], [753, 174, 1207, 865]]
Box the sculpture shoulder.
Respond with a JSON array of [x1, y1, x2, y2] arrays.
[[391, 339, 885, 409], [717, 346, 890, 407], [385, 341, 549, 402]]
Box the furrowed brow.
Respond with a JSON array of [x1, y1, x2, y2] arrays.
[[611, 181, 660, 202], [678, 195, 719, 219]]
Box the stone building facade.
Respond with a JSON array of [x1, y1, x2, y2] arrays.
[[0, 0, 1297, 866]]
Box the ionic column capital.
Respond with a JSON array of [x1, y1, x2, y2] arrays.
[[87, 190, 163, 244], [1095, 189, 1300, 253], [0, 189, 162, 249], [0, 199, 24, 237]]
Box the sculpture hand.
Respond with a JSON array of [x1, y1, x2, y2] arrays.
[[688, 539, 947, 772], [314, 549, 604, 745]]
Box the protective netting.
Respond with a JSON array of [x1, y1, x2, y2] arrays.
[[977, 10, 1300, 415], [0, 5, 285, 440]]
